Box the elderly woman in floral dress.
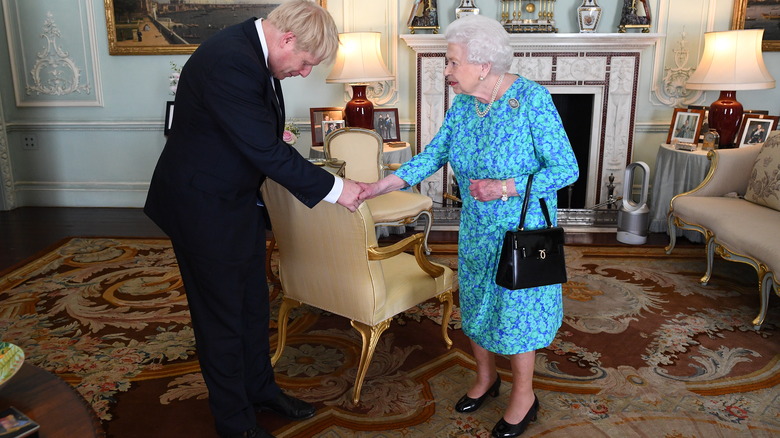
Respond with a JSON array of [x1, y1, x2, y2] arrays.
[[359, 15, 578, 438]]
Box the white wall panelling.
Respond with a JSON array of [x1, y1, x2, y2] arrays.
[[2, 0, 102, 107], [650, 0, 713, 107], [0, 87, 13, 210]]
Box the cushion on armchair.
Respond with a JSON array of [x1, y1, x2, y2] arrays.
[[744, 130, 780, 211]]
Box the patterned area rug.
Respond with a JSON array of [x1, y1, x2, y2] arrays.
[[0, 238, 778, 437]]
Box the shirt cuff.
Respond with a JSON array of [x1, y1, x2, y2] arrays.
[[322, 175, 343, 204]]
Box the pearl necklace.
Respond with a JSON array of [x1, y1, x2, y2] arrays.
[[475, 73, 505, 118]]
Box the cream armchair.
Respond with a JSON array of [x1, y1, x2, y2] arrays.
[[261, 179, 455, 404], [324, 127, 434, 253]]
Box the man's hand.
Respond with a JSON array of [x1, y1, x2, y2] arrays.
[[337, 179, 364, 212]]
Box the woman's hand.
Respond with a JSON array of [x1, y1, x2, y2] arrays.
[[358, 174, 408, 201], [469, 178, 516, 202]]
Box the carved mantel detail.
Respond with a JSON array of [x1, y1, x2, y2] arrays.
[[401, 33, 660, 209]]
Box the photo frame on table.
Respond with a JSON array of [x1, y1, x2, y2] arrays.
[[104, 0, 327, 55], [322, 120, 345, 140], [373, 108, 400, 142], [686, 105, 709, 118], [667, 108, 705, 145], [309, 107, 344, 146], [732, 0, 780, 52], [164, 101, 175, 136], [735, 114, 779, 147]]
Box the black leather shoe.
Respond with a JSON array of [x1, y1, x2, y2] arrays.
[[491, 395, 539, 438], [455, 374, 501, 413], [222, 426, 275, 438], [255, 392, 315, 420]]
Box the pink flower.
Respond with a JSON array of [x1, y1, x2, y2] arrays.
[[283, 130, 297, 145]]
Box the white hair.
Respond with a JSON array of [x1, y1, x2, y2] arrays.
[[445, 15, 513, 74]]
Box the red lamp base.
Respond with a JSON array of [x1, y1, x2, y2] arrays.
[[708, 90, 743, 148], [344, 84, 374, 129]]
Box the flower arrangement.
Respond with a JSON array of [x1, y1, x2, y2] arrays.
[[283, 121, 300, 145], [169, 62, 181, 96]]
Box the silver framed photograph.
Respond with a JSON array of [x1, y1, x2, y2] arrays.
[[322, 120, 345, 140], [309, 107, 344, 146]]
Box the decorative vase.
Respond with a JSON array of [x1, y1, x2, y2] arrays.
[[577, 0, 602, 33], [455, 0, 479, 19]]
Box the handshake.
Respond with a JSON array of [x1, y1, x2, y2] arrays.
[[337, 176, 404, 212]]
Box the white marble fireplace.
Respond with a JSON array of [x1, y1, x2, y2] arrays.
[[401, 33, 660, 214]]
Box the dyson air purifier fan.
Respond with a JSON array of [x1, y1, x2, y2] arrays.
[[616, 162, 650, 245]]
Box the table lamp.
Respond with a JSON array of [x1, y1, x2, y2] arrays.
[[686, 29, 775, 148], [326, 32, 393, 129]]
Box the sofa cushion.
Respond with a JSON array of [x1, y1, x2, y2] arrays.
[[745, 130, 780, 211]]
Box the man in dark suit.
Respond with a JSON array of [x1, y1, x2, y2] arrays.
[[144, 2, 362, 437]]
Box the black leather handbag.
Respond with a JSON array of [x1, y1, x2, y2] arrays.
[[495, 174, 568, 290]]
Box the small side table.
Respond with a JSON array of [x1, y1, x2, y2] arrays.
[[0, 363, 105, 438], [648, 143, 712, 243]]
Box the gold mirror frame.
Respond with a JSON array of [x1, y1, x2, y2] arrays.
[[732, 0, 780, 52], [104, 0, 326, 56]]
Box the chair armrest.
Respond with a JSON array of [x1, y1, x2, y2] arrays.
[[682, 145, 761, 198], [367, 233, 444, 278], [383, 163, 402, 171]]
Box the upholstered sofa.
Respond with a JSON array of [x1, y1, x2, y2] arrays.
[[666, 130, 780, 329]]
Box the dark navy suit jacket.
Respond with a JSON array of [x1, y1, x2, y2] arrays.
[[145, 18, 333, 261]]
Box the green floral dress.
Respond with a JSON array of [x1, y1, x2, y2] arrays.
[[395, 77, 579, 355]]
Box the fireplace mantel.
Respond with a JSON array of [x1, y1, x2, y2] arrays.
[[401, 33, 661, 210], [402, 33, 661, 52]]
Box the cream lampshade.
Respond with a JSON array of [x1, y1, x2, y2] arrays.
[[686, 29, 775, 148], [326, 32, 393, 129]]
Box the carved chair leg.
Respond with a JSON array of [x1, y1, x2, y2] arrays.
[[701, 237, 716, 285], [265, 236, 280, 288], [752, 270, 773, 330], [437, 290, 454, 349], [349, 319, 392, 405], [271, 297, 301, 366], [665, 214, 677, 254], [420, 210, 433, 255]]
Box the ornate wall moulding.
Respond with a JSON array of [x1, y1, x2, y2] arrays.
[[3, 0, 103, 107]]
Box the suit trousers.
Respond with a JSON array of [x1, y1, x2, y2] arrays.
[[172, 241, 280, 436]]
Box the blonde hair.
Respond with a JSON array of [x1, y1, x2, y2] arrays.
[[445, 15, 513, 74], [267, 0, 339, 64]]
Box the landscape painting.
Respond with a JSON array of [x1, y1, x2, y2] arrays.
[[105, 1, 325, 55]]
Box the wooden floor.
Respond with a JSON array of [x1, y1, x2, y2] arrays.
[[0, 207, 697, 272]]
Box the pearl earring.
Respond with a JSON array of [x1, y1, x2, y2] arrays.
[[479, 76, 484, 81]]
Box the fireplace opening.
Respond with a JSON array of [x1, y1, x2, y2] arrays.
[[551, 93, 593, 210]]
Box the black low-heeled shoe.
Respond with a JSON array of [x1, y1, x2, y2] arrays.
[[491, 395, 540, 438], [454, 374, 501, 413]]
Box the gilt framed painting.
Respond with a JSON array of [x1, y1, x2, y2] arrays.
[[732, 0, 780, 51], [105, 0, 327, 55]]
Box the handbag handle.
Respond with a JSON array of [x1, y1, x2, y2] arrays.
[[518, 174, 553, 231]]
